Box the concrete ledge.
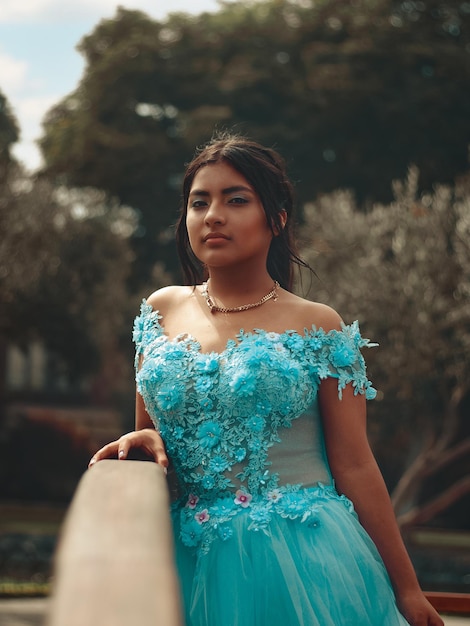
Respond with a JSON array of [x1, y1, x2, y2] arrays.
[[46, 460, 183, 626]]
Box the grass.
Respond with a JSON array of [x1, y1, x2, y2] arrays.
[[0, 579, 51, 598], [0, 501, 66, 598]]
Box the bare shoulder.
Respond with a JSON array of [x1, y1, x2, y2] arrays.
[[146, 285, 194, 313], [283, 292, 343, 333]]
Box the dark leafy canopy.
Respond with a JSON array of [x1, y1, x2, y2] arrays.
[[40, 0, 470, 278], [0, 169, 135, 380], [0, 89, 20, 182]]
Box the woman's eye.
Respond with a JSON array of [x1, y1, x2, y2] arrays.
[[229, 196, 248, 204], [190, 199, 207, 208]]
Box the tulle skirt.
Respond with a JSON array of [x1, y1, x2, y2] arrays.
[[171, 490, 409, 626]]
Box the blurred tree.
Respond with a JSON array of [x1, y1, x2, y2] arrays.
[[0, 164, 136, 384], [298, 168, 470, 530], [0, 89, 19, 183], [39, 0, 470, 281]]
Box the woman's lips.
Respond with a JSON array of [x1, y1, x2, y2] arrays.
[[203, 232, 230, 243]]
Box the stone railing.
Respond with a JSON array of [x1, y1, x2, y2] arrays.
[[46, 459, 183, 626]]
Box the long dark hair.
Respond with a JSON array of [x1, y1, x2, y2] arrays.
[[175, 133, 311, 291]]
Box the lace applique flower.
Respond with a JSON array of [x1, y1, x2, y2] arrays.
[[194, 354, 219, 374], [283, 331, 305, 352], [180, 517, 204, 547], [330, 341, 357, 368], [195, 509, 210, 524], [248, 439, 262, 453], [156, 384, 185, 411], [234, 490, 252, 508], [197, 422, 221, 449], [279, 360, 301, 383], [234, 447, 246, 462], [246, 416, 265, 433], [195, 376, 213, 394], [267, 489, 283, 502], [278, 492, 307, 519], [209, 455, 229, 473], [249, 504, 272, 527], [201, 475, 215, 489], [255, 400, 271, 417], [211, 498, 236, 516], [230, 368, 257, 396], [198, 397, 213, 410], [164, 342, 188, 361], [364, 383, 377, 400], [187, 494, 199, 508]]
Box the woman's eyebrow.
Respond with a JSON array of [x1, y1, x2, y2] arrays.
[[189, 185, 254, 197], [222, 185, 253, 194]]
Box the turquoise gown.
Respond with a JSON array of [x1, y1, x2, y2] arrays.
[[133, 301, 409, 626]]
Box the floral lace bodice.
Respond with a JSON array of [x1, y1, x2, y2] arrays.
[[133, 301, 377, 554]]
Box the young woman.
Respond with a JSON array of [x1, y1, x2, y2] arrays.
[[90, 135, 443, 626]]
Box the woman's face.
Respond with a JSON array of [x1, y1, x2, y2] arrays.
[[186, 162, 273, 271]]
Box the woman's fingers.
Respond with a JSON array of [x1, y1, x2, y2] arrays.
[[89, 429, 168, 472], [133, 429, 169, 470], [153, 437, 169, 473], [117, 435, 131, 460], [88, 440, 120, 467]]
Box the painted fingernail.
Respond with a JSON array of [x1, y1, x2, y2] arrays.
[[119, 450, 124, 458], [163, 466, 168, 475]]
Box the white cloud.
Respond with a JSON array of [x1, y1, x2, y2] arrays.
[[11, 141, 43, 172], [0, 49, 51, 170], [15, 95, 58, 135], [10, 95, 59, 171], [0, 0, 220, 23], [0, 51, 28, 93], [0, 0, 51, 22]]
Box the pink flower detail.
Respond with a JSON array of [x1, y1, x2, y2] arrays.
[[195, 509, 210, 524], [234, 489, 252, 508], [187, 494, 199, 509]]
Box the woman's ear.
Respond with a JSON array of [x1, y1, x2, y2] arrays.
[[273, 210, 287, 235]]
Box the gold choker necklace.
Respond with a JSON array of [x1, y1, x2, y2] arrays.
[[201, 280, 280, 314]]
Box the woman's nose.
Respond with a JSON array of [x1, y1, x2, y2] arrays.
[[204, 200, 226, 225]]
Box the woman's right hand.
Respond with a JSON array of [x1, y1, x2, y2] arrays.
[[88, 428, 169, 473]]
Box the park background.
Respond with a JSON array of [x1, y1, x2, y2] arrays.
[[0, 0, 469, 600]]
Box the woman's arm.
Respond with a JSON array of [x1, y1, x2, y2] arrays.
[[319, 377, 443, 626]]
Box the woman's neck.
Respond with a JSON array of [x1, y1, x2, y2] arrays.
[[203, 268, 276, 305]]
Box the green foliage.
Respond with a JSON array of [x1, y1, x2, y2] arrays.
[[39, 0, 470, 280], [298, 168, 470, 510], [0, 90, 19, 183], [300, 168, 470, 406], [0, 165, 136, 380]]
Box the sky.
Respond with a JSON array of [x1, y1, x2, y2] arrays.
[[0, 0, 225, 171]]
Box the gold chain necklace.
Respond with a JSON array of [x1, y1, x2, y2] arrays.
[[201, 280, 280, 314]]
